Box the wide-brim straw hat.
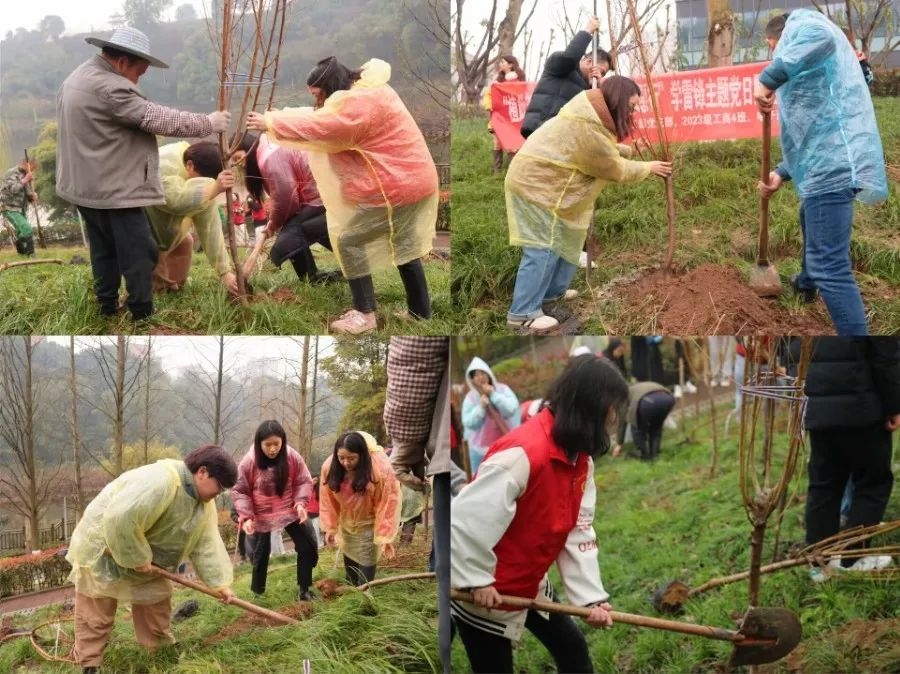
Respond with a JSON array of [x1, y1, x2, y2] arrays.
[[85, 26, 169, 69]]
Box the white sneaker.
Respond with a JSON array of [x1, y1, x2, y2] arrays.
[[330, 309, 377, 335], [664, 416, 677, 430], [673, 385, 683, 399], [562, 289, 578, 301], [684, 381, 698, 394], [809, 558, 843, 583], [507, 314, 559, 333], [849, 555, 892, 571]]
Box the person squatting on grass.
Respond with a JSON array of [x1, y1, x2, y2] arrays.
[[246, 56, 437, 335], [231, 420, 320, 601], [237, 132, 341, 286], [319, 431, 402, 585], [484, 54, 527, 174], [66, 445, 237, 673], [755, 11, 888, 336], [461, 356, 521, 476], [450, 354, 629, 673], [55, 26, 231, 321], [144, 141, 239, 297], [0, 156, 38, 257], [610, 381, 676, 462], [785, 337, 899, 579], [505, 76, 673, 334]]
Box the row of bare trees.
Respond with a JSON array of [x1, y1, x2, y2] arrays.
[[0, 336, 339, 551]]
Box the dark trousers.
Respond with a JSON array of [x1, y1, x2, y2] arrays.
[[247, 519, 319, 594], [343, 555, 377, 586], [270, 205, 333, 280], [78, 206, 158, 319], [348, 258, 431, 317], [632, 390, 676, 460], [806, 423, 894, 556], [433, 473, 451, 674], [454, 603, 594, 673]]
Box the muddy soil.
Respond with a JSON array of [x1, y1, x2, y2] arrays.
[[202, 602, 313, 646], [618, 263, 835, 335]]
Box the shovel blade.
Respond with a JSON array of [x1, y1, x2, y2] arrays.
[[728, 607, 802, 667], [749, 264, 782, 298]]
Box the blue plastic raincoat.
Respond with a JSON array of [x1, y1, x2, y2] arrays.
[[759, 9, 887, 204]]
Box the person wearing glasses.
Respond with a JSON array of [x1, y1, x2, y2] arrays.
[[505, 75, 673, 334], [66, 445, 238, 674], [231, 419, 320, 601]]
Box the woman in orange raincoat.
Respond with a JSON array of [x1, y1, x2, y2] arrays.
[[319, 430, 401, 585], [247, 57, 438, 335]]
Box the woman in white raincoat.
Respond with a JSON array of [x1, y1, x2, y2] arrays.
[[504, 76, 672, 334], [319, 431, 402, 585], [246, 57, 438, 335], [66, 445, 237, 672]]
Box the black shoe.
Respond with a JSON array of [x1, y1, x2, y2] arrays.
[[298, 588, 316, 601], [83, 668, 99, 674], [789, 274, 817, 304]]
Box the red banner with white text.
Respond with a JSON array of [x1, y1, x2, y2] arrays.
[[490, 81, 536, 152], [631, 61, 779, 143]]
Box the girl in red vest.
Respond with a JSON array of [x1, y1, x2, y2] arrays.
[[231, 420, 319, 600], [451, 354, 629, 673]]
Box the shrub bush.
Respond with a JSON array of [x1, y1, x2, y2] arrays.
[[0, 546, 71, 597], [871, 67, 900, 97]]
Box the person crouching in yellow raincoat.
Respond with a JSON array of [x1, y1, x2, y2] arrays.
[[319, 431, 401, 585], [246, 57, 438, 335], [66, 445, 237, 672], [505, 76, 673, 334]]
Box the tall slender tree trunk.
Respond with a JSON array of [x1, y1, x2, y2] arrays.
[[297, 336, 311, 458], [144, 338, 152, 465], [309, 337, 319, 442], [214, 336, 224, 446], [114, 336, 126, 477], [70, 337, 84, 519], [24, 339, 38, 551]]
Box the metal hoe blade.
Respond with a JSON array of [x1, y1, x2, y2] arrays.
[[728, 607, 802, 667]]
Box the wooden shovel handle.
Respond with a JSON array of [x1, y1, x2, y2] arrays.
[[450, 590, 754, 643], [153, 566, 298, 625], [758, 111, 771, 265]]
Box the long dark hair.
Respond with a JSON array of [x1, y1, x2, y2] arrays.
[[496, 54, 526, 82], [326, 431, 374, 494], [306, 57, 362, 99], [238, 132, 266, 204], [543, 354, 629, 460], [601, 75, 641, 141], [254, 420, 289, 497]]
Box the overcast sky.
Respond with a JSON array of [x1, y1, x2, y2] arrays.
[[45, 335, 336, 380], [1, 0, 206, 38]]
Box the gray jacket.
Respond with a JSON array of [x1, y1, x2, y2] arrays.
[[56, 56, 210, 209]]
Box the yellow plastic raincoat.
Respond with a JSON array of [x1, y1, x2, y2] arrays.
[[319, 431, 401, 566], [144, 142, 232, 277], [505, 90, 653, 264], [262, 59, 438, 279], [66, 459, 233, 604]]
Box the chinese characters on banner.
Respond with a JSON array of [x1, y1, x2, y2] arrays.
[[489, 81, 536, 152], [631, 61, 780, 143]]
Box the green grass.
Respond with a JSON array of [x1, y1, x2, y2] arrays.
[[1, 538, 438, 673], [449, 97, 900, 334], [0, 245, 451, 335], [451, 401, 900, 673]]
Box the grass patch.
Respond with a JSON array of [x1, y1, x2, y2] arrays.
[[449, 98, 900, 334], [0, 245, 451, 335], [450, 400, 900, 673], [1, 536, 438, 673]]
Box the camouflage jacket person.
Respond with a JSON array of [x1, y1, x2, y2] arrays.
[[0, 164, 36, 212]]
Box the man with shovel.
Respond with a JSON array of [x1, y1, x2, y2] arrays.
[[66, 445, 237, 674], [0, 156, 38, 257], [755, 11, 888, 336]]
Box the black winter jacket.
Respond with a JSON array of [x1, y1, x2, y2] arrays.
[[520, 31, 593, 138], [787, 337, 900, 430]]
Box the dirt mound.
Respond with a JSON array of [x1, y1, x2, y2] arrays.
[[202, 602, 312, 645], [618, 263, 834, 335]]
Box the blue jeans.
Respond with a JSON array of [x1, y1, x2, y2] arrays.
[[508, 247, 578, 321], [796, 190, 867, 335]]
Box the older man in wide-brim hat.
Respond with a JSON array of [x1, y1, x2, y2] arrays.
[[56, 26, 232, 322]]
